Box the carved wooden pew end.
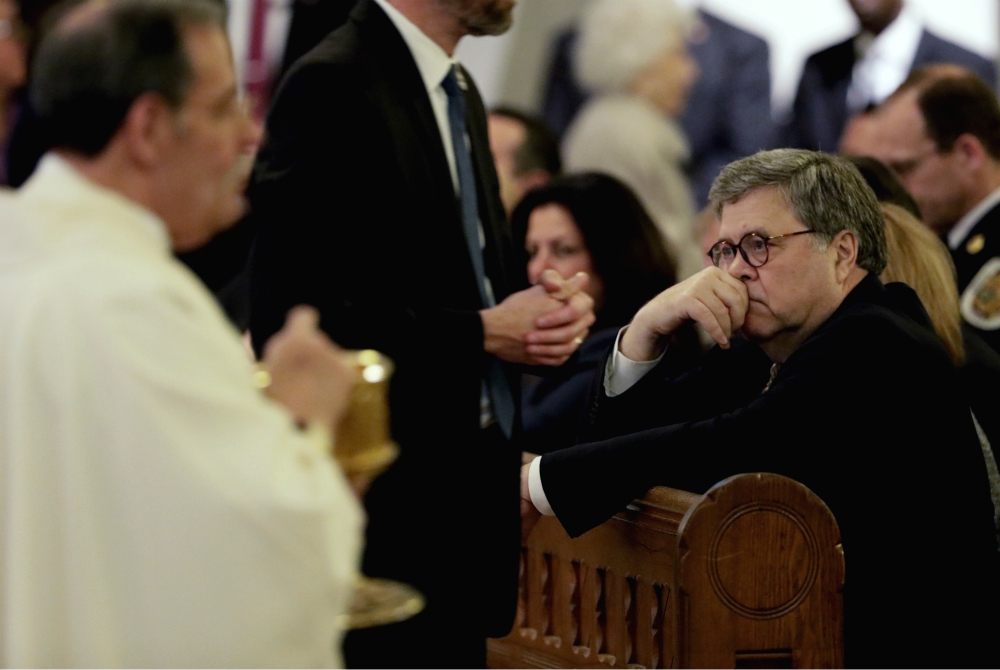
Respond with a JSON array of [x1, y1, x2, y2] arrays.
[[487, 472, 844, 669]]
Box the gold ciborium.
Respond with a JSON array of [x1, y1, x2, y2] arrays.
[[334, 350, 425, 630]]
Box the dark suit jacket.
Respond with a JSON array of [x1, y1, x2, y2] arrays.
[[952, 199, 1000, 293], [541, 11, 775, 207], [961, 325, 1000, 463], [952, 200, 1000, 354], [521, 326, 619, 455], [248, 0, 522, 661], [539, 276, 1000, 668], [787, 29, 997, 152], [173, 0, 360, 330], [277, 0, 358, 82], [677, 11, 775, 206]]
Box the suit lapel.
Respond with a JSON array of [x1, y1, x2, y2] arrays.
[[355, 2, 523, 299], [910, 29, 932, 68], [348, 0, 487, 310], [356, 1, 455, 194]]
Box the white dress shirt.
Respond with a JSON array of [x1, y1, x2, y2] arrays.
[[948, 184, 1000, 250], [0, 155, 363, 667], [372, 0, 460, 192], [846, 2, 923, 113]]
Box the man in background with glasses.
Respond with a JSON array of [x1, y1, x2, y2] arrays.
[[862, 66, 1000, 354], [521, 149, 1000, 667]]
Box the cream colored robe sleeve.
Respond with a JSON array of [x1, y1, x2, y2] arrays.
[[0, 221, 362, 667]]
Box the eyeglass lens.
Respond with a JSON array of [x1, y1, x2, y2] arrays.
[[710, 234, 769, 269]]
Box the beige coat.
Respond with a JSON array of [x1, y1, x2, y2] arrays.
[[564, 94, 702, 278]]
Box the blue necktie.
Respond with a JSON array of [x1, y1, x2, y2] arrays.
[[442, 65, 515, 439]]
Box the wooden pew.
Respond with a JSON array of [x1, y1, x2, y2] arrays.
[[488, 472, 844, 669]]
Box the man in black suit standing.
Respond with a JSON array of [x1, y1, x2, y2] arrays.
[[786, 0, 995, 152], [521, 149, 1000, 668], [541, 8, 775, 207], [277, 0, 357, 80], [248, 0, 595, 667], [863, 68, 1000, 353]]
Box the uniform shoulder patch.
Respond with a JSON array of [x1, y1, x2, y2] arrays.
[[962, 257, 1000, 330]]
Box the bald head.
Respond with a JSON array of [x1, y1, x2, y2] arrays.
[[27, 0, 259, 254], [31, 0, 225, 157]]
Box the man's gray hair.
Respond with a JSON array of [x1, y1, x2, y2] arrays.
[[709, 149, 888, 275], [31, 0, 226, 157]]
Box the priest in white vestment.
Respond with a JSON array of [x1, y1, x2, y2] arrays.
[[0, 0, 363, 666]]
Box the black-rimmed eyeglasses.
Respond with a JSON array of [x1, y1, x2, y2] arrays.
[[708, 230, 818, 269]]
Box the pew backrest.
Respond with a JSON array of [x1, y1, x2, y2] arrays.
[[487, 472, 844, 669]]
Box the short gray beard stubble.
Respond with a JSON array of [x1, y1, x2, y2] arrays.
[[437, 0, 514, 37]]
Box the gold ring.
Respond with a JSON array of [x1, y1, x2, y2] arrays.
[[573, 337, 584, 345]]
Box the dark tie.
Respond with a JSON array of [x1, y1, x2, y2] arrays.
[[442, 65, 515, 438]]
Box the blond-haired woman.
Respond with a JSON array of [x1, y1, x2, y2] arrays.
[[881, 203, 1000, 543], [881, 204, 964, 364]]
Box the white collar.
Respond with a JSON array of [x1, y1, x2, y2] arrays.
[[371, 0, 457, 94], [18, 153, 172, 253], [847, 2, 923, 110], [948, 184, 1000, 249]]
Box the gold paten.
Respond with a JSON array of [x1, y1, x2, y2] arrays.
[[335, 350, 425, 630]]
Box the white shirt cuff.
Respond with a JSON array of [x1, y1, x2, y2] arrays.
[[528, 456, 555, 516], [604, 326, 665, 397]]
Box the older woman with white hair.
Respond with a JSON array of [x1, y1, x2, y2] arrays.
[[563, 0, 701, 278]]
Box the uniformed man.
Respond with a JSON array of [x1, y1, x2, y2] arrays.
[[864, 66, 1000, 351]]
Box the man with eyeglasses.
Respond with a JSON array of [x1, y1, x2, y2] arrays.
[[863, 66, 1000, 352], [520, 149, 1000, 667]]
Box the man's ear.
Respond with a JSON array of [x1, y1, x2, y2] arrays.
[[117, 92, 175, 168], [953, 133, 987, 174], [832, 229, 859, 282]]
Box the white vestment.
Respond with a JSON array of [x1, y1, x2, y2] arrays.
[[0, 155, 363, 668]]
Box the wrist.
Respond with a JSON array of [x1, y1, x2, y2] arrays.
[[619, 318, 666, 362], [480, 307, 497, 355], [481, 305, 512, 357]]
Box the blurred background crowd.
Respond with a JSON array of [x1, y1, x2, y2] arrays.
[[3, 0, 999, 489], [3, 0, 1000, 659]]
